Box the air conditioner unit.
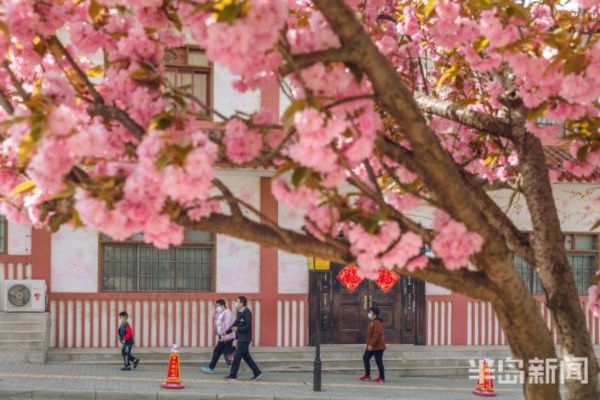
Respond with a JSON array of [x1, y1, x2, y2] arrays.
[[1, 280, 46, 312]]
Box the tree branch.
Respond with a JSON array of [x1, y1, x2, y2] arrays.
[[413, 93, 512, 139], [180, 211, 496, 300], [376, 136, 535, 265], [48, 36, 145, 141], [278, 47, 353, 76], [0, 88, 15, 115], [2, 61, 30, 100]]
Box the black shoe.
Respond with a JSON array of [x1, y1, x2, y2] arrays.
[[251, 372, 263, 381], [133, 358, 140, 369], [121, 366, 132, 371], [224, 375, 237, 381]]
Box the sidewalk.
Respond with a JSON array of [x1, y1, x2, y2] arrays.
[[0, 361, 524, 400]]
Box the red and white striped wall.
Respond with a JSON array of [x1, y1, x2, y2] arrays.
[[276, 299, 307, 347], [426, 295, 600, 346], [49, 294, 261, 348], [426, 298, 452, 345], [0, 262, 33, 281], [48, 293, 310, 349]]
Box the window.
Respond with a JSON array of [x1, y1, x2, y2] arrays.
[[515, 233, 598, 295], [163, 47, 211, 117], [0, 215, 5, 254], [100, 230, 214, 292]]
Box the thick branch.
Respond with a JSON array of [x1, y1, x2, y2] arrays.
[[278, 48, 353, 76], [313, 0, 502, 249], [377, 136, 535, 265], [414, 93, 512, 138], [181, 212, 495, 298]]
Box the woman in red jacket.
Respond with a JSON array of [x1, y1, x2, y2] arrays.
[[359, 305, 386, 383]]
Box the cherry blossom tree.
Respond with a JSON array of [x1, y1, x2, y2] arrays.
[[0, 0, 599, 398]]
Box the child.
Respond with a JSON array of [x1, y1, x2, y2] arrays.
[[118, 311, 140, 371]]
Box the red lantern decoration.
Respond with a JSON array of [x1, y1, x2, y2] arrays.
[[336, 264, 364, 293], [374, 268, 400, 293]]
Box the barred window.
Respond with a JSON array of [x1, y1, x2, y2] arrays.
[[515, 233, 598, 295], [164, 47, 211, 118], [0, 215, 5, 254], [100, 230, 214, 292]]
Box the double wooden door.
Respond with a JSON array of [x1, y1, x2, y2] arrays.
[[309, 263, 425, 345]]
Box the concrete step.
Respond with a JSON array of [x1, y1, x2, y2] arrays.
[[0, 339, 47, 350], [0, 312, 50, 321], [0, 321, 49, 330], [0, 330, 47, 341]]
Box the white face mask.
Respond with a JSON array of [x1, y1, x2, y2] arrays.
[[216, 306, 224, 313], [368, 312, 373, 320], [233, 301, 240, 310]]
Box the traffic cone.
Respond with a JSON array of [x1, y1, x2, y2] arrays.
[[161, 344, 184, 389], [473, 358, 496, 397]]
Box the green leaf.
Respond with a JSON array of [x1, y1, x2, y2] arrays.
[[0, 21, 9, 36], [10, 180, 36, 196], [51, 186, 75, 200], [17, 132, 38, 166], [282, 99, 306, 133], [562, 53, 587, 75], [129, 68, 161, 88], [149, 112, 175, 131], [436, 64, 459, 87], [291, 167, 310, 187], [576, 145, 589, 162], [72, 209, 84, 228], [473, 37, 490, 53], [483, 154, 499, 167], [424, 0, 437, 19], [88, 0, 103, 22], [214, 1, 250, 23], [527, 102, 548, 120], [505, 3, 529, 22], [86, 65, 104, 78]]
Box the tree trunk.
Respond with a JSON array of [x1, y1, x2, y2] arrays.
[[515, 126, 599, 399], [492, 279, 559, 399]]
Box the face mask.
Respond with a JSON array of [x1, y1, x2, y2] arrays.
[[216, 306, 224, 313], [368, 312, 373, 319], [233, 301, 240, 310]]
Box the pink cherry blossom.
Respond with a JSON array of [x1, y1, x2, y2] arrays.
[[431, 210, 484, 270], [223, 119, 263, 164]]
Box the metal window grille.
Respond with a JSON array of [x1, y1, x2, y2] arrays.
[[101, 235, 214, 292], [514, 234, 598, 295]]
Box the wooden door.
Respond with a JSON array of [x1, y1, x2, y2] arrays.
[[309, 264, 425, 345], [371, 279, 402, 343]]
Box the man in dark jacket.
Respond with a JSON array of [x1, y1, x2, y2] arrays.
[[225, 296, 263, 380]]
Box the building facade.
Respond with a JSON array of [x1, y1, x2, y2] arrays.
[[0, 46, 599, 351]]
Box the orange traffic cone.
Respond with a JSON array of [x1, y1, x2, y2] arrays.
[[473, 358, 496, 397], [161, 344, 184, 389]]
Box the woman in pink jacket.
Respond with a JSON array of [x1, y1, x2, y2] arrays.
[[201, 299, 236, 374]]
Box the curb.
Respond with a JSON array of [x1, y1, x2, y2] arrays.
[[0, 389, 356, 400]]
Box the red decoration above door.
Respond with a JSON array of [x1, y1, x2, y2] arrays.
[[336, 264, 364, 293], [374, 268, 400, 293]]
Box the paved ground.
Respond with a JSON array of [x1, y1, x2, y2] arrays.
[[0, 361, 526, 400]]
